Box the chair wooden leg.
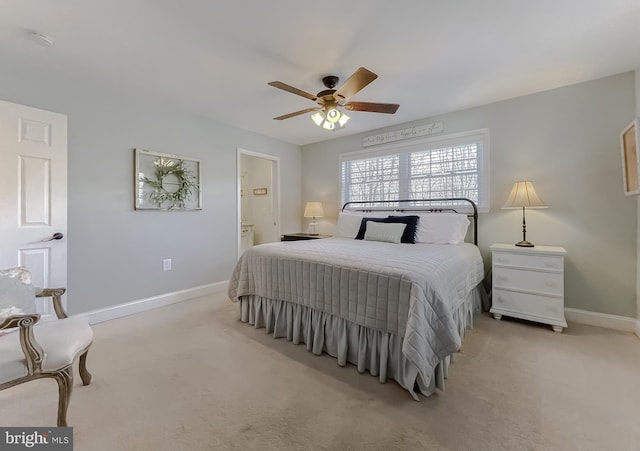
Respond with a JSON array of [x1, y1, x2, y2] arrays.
[[79, 349, 92, 386], [55, 366, 73, 427]]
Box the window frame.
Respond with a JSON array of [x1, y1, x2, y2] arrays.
[[339, 129, 490, 213]]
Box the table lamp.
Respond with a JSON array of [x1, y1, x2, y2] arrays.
[[502, 181, 547, 247], [304, 202, 324, 236]]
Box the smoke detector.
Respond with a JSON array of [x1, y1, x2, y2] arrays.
[[28, 31, 54, 47]]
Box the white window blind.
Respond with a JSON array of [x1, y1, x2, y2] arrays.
[[340, 130, 489, 211]]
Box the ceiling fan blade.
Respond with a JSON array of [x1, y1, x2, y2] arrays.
[[334, 67, 378, 101], [273, 107, 320, 120], [344, 101, 400, 114], [268, 81, 317, 101]]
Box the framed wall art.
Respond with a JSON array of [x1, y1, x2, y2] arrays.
[[134, 148, 202, 210], [620, 118, 640, 196]]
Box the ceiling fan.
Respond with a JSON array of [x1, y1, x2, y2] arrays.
[[268, 67, 399, 130]]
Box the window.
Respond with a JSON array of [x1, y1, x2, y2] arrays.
[[340, 130, 489, 212]]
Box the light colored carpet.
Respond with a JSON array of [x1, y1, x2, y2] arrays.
[[1, 293, 639, 451]]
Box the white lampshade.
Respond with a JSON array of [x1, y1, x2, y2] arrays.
[[326, 108, 340, 123], [311, 111, 325, 126], [304, 202, 324, 218], [502, 181, 548, 209], [502, 181, 547, 247]]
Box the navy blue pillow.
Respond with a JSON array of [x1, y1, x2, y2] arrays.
[[355, 216, 419, 244]]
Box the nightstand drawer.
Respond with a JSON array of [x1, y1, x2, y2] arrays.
[[492, 289, 565, 324], [493, 251, 563, 271], [493, 267, 563, 296]]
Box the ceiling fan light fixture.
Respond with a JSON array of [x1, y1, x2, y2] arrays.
[[322, 121, 335, 130], [312, 107, 348, 131], [326, 108, 341, 123], [311, 111, 325, 126]]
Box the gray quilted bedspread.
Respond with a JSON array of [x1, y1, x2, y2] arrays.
[[228, 238, 484, 381]]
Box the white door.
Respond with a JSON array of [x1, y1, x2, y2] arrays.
[[0, 100, 68, 314]]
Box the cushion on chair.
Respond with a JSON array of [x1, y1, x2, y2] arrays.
[[0, 316, 93, 384], [0, 267, 36, 319], [35, 317, 93, 371]]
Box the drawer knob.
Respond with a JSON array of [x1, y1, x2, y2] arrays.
[[545, 281, 557, 288], [497, 275, 508, 281], [544, 262, 559, 269], [497, 296, 505, 303]]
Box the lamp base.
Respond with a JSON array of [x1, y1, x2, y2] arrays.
[[308, 220, 318, 236], [515, 240, 534, 247]]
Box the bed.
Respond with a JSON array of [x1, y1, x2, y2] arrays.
[[228, 198, 485, 400]]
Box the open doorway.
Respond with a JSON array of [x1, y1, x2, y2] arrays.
[[237, 148, 281, 257]]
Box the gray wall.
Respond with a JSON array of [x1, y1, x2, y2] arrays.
[[302, 72, 637, 318], [636, 69, 640, 323], [0, 56, 301, 315]]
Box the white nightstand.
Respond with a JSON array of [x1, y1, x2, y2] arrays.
[[490, 243, 567, 332]]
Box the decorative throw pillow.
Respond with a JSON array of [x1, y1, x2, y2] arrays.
[[355, 216, 419, 243], [387, 215, 420, 243], [363, 222, 407, 244]]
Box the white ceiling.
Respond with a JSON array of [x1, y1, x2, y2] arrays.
[[1, 0, 640, 146]]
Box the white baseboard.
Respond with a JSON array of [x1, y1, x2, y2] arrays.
[[82, 280, 229, 325], [78, 287, 640, 337], [564, 307, 637, 333]]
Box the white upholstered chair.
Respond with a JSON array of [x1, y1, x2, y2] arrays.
[[0, 267, 93, 426]]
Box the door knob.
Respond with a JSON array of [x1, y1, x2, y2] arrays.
[[41, 232, 64, 242]]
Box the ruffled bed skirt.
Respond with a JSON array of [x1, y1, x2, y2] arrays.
[[238, 286, 482, 400]]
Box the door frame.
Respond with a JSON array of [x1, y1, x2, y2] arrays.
[[236, 148, 281, 257]]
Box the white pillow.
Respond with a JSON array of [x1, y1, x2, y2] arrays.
[[415, 213, 470, 244], [336, 211, 388, 238], [363, 221, 407, 244]]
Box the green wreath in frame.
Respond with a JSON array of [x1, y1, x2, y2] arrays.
[[142, 158, 199, 209]]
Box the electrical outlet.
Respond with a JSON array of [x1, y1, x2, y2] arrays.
[[163, 259, 172, 271]]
